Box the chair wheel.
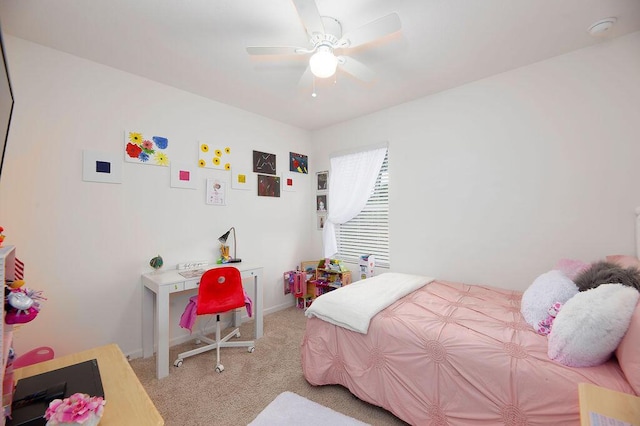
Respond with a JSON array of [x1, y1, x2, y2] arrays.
[[174, 359, 183, 367], [236, 331, 241, 338], [215, 364, 224, 373], [248, 346, 255, 353]]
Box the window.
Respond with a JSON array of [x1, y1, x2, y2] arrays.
[[336, 152, 389, 267]]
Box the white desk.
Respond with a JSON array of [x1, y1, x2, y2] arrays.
[[141, 264, 263, 379]]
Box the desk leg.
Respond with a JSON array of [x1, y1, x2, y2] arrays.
[[156, 287, 170, 379], [142, 286, 154, 358], [255, 272, 263, 339]]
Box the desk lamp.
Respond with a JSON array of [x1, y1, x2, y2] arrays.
[[218, 227, 241, 263]]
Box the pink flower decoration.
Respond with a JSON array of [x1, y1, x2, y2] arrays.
[[44, 393, 105, 425]]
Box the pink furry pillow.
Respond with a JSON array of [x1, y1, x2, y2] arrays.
[[553, 258, 590, 280], [548, 284, 639, 367], [615, 301, 640, 394], [606, 254, 640, 269]]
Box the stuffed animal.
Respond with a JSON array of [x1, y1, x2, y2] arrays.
[[5, 286, 46, 325], [536, 301, 564, 336]]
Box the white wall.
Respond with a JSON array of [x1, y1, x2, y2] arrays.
[[3, 30, 640, 359], [0, 37, 318, 358], [310, 32, 640, 291]]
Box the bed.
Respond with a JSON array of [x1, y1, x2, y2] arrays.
[[301, 240, 640, 424]]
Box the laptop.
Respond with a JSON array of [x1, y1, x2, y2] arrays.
[[7, 359, 104, 426]]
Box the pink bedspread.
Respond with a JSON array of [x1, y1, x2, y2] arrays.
[[301, 280, 635, 425]]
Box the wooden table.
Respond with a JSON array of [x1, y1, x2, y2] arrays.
[[579, 383, 640, 426], [13, 344, 163, 426]]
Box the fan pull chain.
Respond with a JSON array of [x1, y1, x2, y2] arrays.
[[311, 77, 317, 98]]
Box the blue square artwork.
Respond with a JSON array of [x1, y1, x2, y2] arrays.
[[96, 161, 111, 174]]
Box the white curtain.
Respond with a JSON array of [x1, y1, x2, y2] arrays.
[[322, 146, 387, 258]]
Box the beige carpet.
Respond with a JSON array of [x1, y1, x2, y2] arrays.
[[129, 306, 408, 426]]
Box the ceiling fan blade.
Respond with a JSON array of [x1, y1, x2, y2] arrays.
[[246, 46, 304, 56], [338, 56, 376, 82], [292, 0, 325, 37], [341, 13, 401, 48]]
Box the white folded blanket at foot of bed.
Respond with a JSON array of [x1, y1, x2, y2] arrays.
[[304, 272, 434, 334]]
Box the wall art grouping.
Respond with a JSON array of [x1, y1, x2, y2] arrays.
[[91, 132, 310, 204], [316, 170, 328, 230]]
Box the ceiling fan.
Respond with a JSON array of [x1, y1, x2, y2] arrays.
[[246, 0, 401, 92]]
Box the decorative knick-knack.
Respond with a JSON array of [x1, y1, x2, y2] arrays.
[[149, 255, 164, 272]]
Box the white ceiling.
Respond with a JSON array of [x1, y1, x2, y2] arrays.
[[1, 0, 639, 130]]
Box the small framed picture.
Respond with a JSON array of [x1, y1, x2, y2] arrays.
[[316, 171, 328, 192], [317, 214, 326, 230], [82, 150, 122, 184], [316, 194, 327, 212]]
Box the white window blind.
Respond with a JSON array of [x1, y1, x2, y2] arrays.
[[336, 152, 389, 267]]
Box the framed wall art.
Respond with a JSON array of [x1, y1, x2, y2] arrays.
[[231, 168, 251, 190], [316, 194, 327, 212], [206, 178, 226, 205], [170, 162, 198, 189], [124, 130, 170, 166], [289, 152, 308, 174], [316, 170, 328, 192], [317, 213, 326, 230], [253, 150, 276, 175], [257, 174, 280, 197], [281, 172, 297, 192], [198, 142, 232, 170], [82, 150, 122, 184]]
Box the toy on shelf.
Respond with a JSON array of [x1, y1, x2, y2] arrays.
[[286, 260, 352, 311], [218, 244, 231, 263], [284, 270, 311, 310], [0, 226, 5, 247], [359, 255, 375, 279], [319, 258, 348, 273], [5, 283, 46, 325]]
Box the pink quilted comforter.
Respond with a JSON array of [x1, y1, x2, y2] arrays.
[[301, 280, 635, 425]]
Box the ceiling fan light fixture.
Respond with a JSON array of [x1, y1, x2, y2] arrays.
[[309, 46, 338, 78]]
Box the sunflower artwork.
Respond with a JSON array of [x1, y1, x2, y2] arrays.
[[125, 131, 171, 166], [198, 143, 232, 170]]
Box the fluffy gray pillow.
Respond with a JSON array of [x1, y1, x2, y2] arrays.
[[521, 270, 579, 328], [574, 261, 640, 292]]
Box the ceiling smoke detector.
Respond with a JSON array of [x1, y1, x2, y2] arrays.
[[588, 18, 617, 37]]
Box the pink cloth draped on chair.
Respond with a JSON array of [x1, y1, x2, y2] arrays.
[[179, 290, 253, 333]]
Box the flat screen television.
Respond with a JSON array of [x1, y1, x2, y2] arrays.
[[0, 22, 15, 184]]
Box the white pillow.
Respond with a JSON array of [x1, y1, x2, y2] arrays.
[[548, 283, 640, 367], [520, 270, 578, 328]]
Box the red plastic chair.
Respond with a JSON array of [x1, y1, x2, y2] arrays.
[[174, 267, 254, 372], [13, 346, 55, 368]]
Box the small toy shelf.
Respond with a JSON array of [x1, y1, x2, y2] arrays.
[[287, 260, 352, 310]]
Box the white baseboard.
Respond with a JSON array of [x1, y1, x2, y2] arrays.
[[126, 302, 297, 361]]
